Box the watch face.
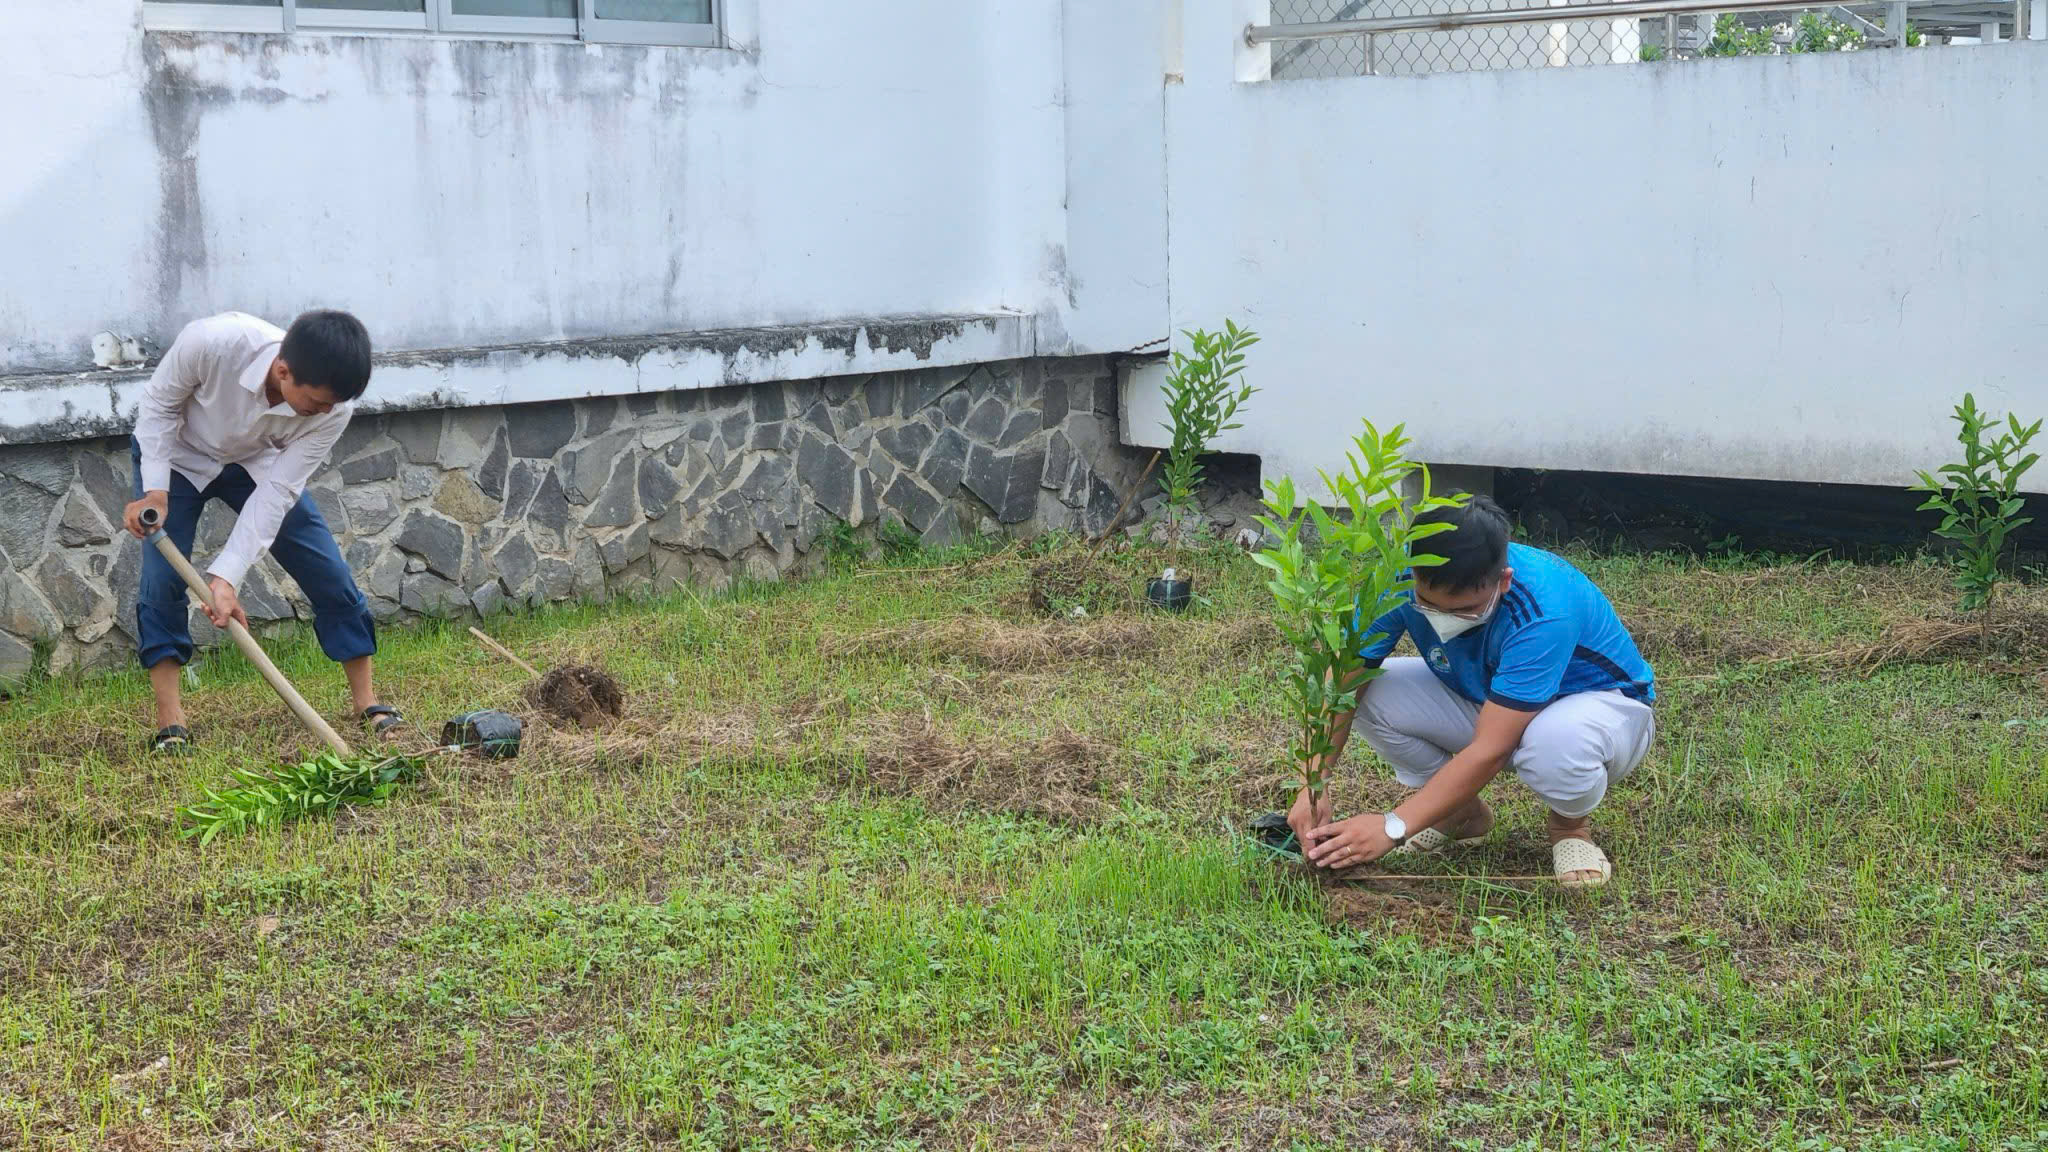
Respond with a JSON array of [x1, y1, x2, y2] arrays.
[[1384, 812, 1407, 842]]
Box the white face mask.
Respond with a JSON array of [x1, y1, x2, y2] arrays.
[[1416, 583, 1502, 642]]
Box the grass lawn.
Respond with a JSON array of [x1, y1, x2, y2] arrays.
[[3, 539, 2046, 1151]]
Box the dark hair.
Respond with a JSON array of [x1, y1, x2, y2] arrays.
[[1413, 491, 1511, 592], [279, 309, 372, 402]]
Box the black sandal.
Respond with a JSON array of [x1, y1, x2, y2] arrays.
[[153, 725, 192, 754], [361, 704, 407, 739]]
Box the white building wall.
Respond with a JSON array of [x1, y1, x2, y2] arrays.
[[0, 1, 1158, 386], [1144, 0, 2048, 493], [8, 0, 2048, 495]]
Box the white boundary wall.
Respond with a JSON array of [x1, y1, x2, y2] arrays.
[[1139, 0, 2048, 493]]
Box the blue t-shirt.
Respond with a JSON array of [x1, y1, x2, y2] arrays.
[[1360, 543, 1654, 711]]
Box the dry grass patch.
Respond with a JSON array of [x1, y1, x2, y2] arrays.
[[823, 615, 1163, 669], [849, 712, 1116, 826]]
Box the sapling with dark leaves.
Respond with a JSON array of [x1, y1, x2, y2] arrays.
[[1252, 421, 1464, 837], [1910, 393, 2041, 618]]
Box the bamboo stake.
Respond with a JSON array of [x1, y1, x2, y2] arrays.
[[139, 511, 351, 757], [1338, 872, 1554, 883], [1087, 450, 1162, 556], [468, 626, 540, 678]]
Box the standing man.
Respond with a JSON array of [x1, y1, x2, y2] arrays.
[[121, 310, 404, 752], [1287, 494, 1655, 889]]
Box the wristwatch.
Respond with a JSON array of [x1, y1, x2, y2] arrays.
[[1383, 811, 1409, 846]]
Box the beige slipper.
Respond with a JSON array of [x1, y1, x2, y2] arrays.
[[1552, 837, 1613, 890], [1390, 825, 1490, 857]]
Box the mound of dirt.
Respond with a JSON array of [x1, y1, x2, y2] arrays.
[[527, 664, 626, 729]]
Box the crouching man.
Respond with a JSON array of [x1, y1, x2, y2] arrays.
[[1288, 494, 1655, 889], [121, 310, 405, 752]]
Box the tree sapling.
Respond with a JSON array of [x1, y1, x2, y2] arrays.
[[1251, 421, 1464, 836], [1158, 321, 1259, 547], [1909, 392, 2041, 618]]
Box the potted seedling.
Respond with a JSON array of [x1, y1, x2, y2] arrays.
[[1150, 321, 1259, 610], [1250, 420, 1463, 853]]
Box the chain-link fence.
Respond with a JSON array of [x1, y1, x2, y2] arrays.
[[1268, 0, 2030, 78], [1271, 0, 1643, 75]]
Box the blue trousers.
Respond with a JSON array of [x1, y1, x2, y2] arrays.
[[130, 437, 375, 670]]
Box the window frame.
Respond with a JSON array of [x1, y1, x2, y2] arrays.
[[142, 2, 288, 33], [297, 2, 430, 33], [577, 0, 721, 47], [141, 0, 723, 47], [436, 0, 579, 40]]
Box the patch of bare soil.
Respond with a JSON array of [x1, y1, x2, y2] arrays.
[[0, 785, 169, 844], [526, 664, 626, 729], [522, 695, 1117, 825], [1321, 884, 1466, 946], [525, 709, 762, 773], [17, 716, 139, 766], [100, 1128, 167, 1152], [825, 616, 1162, 670], [2015, 833, 2048, 875], [851, 714, 1114, 826], [1623, 608, 1780, 665]]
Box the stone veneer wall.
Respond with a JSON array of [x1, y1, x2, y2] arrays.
[[0, 356, 1134, 687]]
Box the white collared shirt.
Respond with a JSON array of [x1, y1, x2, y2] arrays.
[[133, 312, 354, 590]]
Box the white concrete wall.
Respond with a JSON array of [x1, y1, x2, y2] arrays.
[[13, 0, 2047, 496], [0, 1, 1160, 387], [1058, 0, 1172, 354], [1148, 0, 2048, 493]]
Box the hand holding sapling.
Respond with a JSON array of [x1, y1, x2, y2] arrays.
[[1285, 763, 1334, 850], [1304, 812, 1398, 870]]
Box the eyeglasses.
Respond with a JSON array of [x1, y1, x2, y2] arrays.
[[1415, 583, 1502, 621]]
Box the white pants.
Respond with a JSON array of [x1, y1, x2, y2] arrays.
[[1355, 658, 1655, 819]]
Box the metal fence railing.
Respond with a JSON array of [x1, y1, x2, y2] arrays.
[[1261, 0, 2040, 78]]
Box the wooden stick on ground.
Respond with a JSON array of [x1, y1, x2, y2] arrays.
[[1338, 872, 1554, 883], [141, 519, 352, 757], [468, 627, 541, 679], [1087, 450, 1162, 557]]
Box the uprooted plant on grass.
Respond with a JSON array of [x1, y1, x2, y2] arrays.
[[1910, 392, 2041, 617], [179, 751, 426, 844], [1252, 421, 1463, 833]]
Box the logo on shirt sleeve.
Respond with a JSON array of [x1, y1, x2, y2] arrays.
[[1427, 646, 1452, 674]]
